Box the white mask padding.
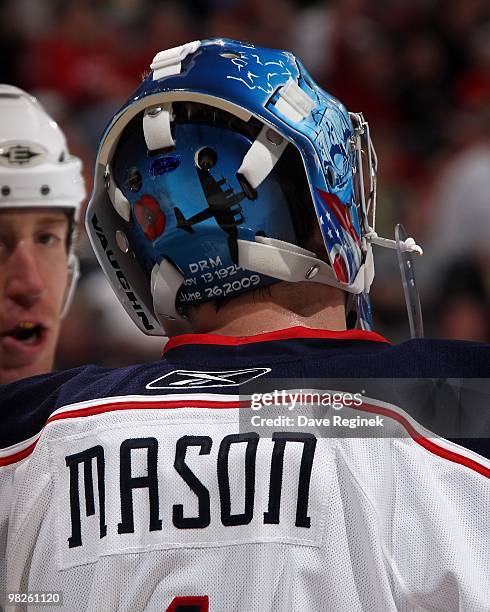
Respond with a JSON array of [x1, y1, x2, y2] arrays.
[[237, 124, 288, 189], [61, 253, 80, 318], [151, 41, 201, 80], [237, 237, 374, 295], [255, 236, 317, 258], [150, 258, 193, 331], [106, 169, 131, 221], [274, 78, 316, 123], [143, 104, 175, 151]]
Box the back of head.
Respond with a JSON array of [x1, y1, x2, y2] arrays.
[[86, 39, 379, 337]]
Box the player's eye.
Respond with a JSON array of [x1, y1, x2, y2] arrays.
[[37, 232, 62, 247]]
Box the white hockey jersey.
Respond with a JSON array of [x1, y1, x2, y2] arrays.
[[1, 329, 489, 611]]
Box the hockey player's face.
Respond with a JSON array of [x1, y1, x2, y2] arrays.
[[0, 209, 70, 384]]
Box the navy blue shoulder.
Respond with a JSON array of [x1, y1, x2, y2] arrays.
[[1, 366, 105, 447], [379, 338, 490, 377], [254, 337, 490, 378], [0, 360, 175, 447]]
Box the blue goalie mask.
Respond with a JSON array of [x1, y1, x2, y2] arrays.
[[86, 38, 421, 337]]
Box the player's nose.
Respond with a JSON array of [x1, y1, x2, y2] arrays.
[[4, 242, 45, 307]]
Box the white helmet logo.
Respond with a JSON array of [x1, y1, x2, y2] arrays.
[[0, 143, 45, 167]]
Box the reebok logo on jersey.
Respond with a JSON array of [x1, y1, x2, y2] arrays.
[[146, 368, 271, 389]]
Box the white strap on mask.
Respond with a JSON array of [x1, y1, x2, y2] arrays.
[[151, 41, 201, 80], [151, 259, 192, 334], [237, 124, 288, 189], [237, 236, 374, 295], [106, 169, 131, 221], [274, 78, 316, 123], [143, 104, 175, 151]]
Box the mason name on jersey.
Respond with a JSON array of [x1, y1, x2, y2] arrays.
[[51, 420, 329, 569]]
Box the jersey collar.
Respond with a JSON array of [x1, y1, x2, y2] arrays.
[[163, 326, 389, 355]]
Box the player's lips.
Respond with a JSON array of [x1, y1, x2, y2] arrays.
[[0, 321, 50, 358]]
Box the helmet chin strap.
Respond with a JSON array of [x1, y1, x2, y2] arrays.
[[60, 253, 80, 318]]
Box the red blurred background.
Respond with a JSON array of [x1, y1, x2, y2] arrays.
[[1, 0, 489, 367]]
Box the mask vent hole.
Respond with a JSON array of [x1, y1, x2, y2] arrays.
[[127, 167, 142, 192], [195, 147, 217, 170], [116, 230, 129, 253]]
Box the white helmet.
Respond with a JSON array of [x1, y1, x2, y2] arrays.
[[0, 85, 86, 315], [0, 85, 85, 215]]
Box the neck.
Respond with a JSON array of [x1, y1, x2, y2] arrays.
[[187, 282, 347, 336]]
